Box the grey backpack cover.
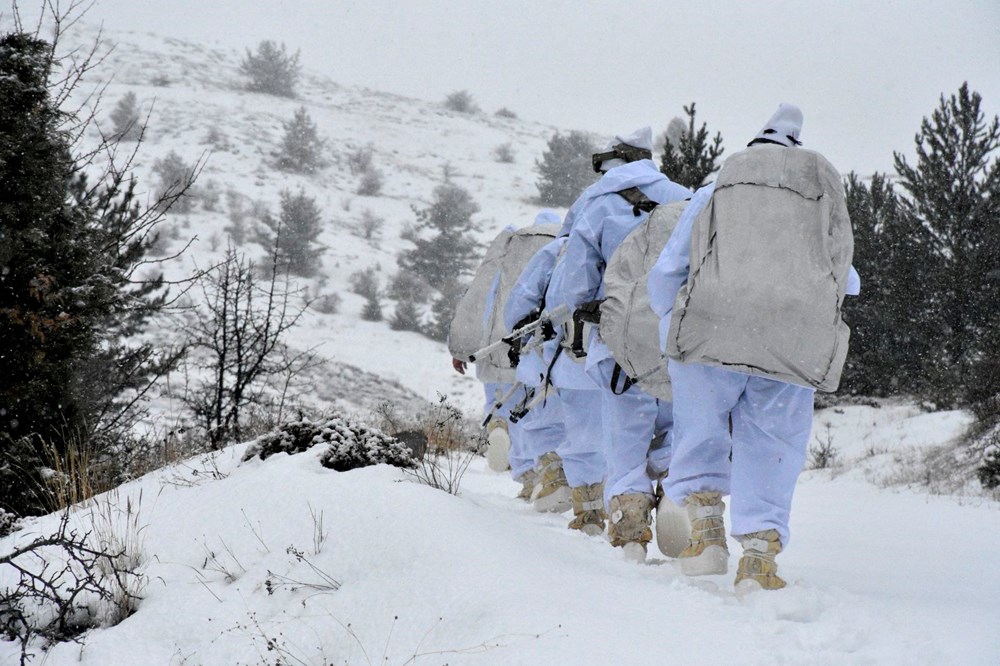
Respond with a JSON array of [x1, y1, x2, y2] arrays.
[[600, 201, 687, 401], [448, 224, 560, 381]]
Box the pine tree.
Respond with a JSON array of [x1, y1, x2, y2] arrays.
[[0, 33, 180, 516], [535, 130, 598, 206], [840, 173, 938, 397], [275, 106, 324, 173], [153, 151, 197, 214], [426, 282, 466, 342], [255, 189, 325, 278], [390, 300, 422, 332], [396, 180, 480, 291], [110, 91, 142, 141], [361, 292, 384, 322], [892, 82, 1000, 403], [659, 102, 724, 189], [240, 40, 300, 98]]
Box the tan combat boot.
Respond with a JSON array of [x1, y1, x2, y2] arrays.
[[531, 452, 572, 513], [677, 492, 730, 576], [485, 418, 511, 472], [608, 493, 654, 563], [568, 482, 607, 536], [734, 529, 786, 591], [515, 468, 538, 502]]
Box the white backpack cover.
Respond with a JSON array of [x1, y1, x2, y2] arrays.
[[448, 224, 560, 382], [600, 201, 687, 401]]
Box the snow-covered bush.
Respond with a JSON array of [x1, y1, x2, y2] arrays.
[[242, 415, 415, 472], [346, 145, 375, 176], [357, 168, 384, 196], [0, 508, 20, 538], [494, 107, 517, 119], [443, 90, 478, 114], [349, 266, 380, 300], [311, 292, 342, 315], [978, 434, 1000, 490], [493, 142, 515, 163]]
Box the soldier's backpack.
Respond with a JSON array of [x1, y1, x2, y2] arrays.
[[448, 223, 560, 382], [599, 200, 687, 401]]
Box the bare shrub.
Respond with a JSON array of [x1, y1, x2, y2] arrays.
[[809, 423, 840, 470], [402, 395, 483, 495], [0, 511, 145, 663], [358, 208, 384, 241], [346, 145, 375, 176], [182, 247, 316, 448], [494, 107, 518, 119], [203, 125, 230, 151], [373, 397, 482, 495]]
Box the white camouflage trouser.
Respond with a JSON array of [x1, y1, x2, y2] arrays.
[[601, 384, 673, 505], [664, 360, 814, 547], [555, 387, 607, 488]]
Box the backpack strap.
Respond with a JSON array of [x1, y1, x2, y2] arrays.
[[617, 187, 659, 217], [610, 362, 636, 395]]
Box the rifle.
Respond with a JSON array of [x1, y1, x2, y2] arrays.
[[482, 382, 528, 427], [569, 299, 604, 358], [468, 304, 570, 363]]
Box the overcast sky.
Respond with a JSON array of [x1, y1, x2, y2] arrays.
[[37, 1, 1000, 175]]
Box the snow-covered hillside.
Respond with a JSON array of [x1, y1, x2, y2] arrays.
[[2, 402, 997, 665], [67, 23, 585, 422]]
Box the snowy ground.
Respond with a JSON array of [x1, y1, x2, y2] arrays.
[[2, 402, 997, 665]]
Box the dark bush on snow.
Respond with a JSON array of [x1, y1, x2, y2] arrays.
[[242, 415, 415, 471]]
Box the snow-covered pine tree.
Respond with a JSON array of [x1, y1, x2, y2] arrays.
[[659, 102, 724, 190], [239, 40, 300, 98], [110, 90, 142, 141], [535, 130, 598, 207], [390, 300, 422, 332], [254, 189, 325, 278], [153, 150, 198, 214], [0, 33, 181, 517], [396, 180, 480, 292], [275, 106, 324, 173], [361, 292, 384, 322], [426, 282, 466, 342]]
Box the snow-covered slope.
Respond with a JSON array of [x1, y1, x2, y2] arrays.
[[2, 402, 996, 665], [67, 24, 583, 420]]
